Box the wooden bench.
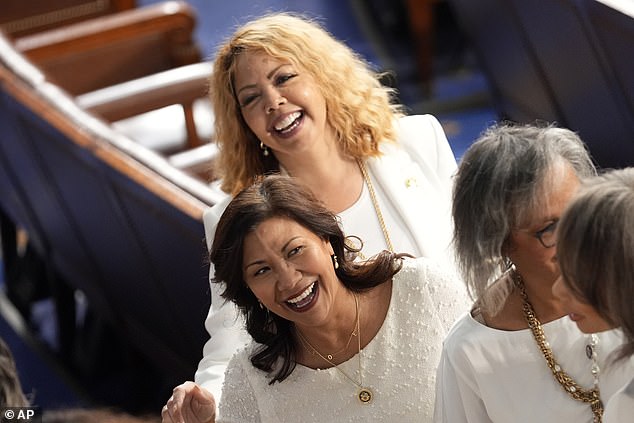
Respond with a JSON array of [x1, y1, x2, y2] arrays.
[[4, 1, 209, 157], [0, 0, 136, 38], [0, 30, 223, 402], [12, 1, 201, 96]]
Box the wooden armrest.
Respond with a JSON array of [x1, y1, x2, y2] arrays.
[[76, 62, 212, 148], [76, 62, 212, 120], [13, 1, 200, 95]]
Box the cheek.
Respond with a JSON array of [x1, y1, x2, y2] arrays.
[[541, 248, 559, 265], [241, 111, 263, 135], [248, 277, 287, 311], [301, 86, 326, 114], [526, 242, 558, 266]]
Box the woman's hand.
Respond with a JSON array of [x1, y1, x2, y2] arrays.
[[161, 381, 216, 423]]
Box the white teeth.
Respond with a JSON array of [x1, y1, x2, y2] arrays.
[[286, 282, 315, 304], [274, 112, 301, 131]]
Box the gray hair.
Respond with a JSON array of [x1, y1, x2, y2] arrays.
[[557, 167, 634, 362], [452, 122, 596, 313]]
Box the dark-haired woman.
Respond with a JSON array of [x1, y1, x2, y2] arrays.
[[175, 176, 468, 422]]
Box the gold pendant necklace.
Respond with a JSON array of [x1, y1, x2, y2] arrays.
[[515, 273, 603, 422], [358, 160, 394, 253], [297, 294, 373, 404]]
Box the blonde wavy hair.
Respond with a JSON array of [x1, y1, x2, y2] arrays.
[[209, 12, 403, 195]]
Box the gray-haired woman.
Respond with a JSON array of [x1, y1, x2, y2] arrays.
[[434, 123, 634, 423]]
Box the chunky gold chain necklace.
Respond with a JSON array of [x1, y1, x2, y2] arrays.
[[515, 273, 603, 422], [358, 160, 394, 253], [296, 294, 373, 404]]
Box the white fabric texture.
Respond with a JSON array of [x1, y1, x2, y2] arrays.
[[603, 374, 634, 423], [194, 114, 458, 401], [217, 257, 470, 423], [434, 312, 634, 423]]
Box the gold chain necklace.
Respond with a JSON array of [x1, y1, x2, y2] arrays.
[[515, 273, 603, 422], [358, 160, 394, 253], [296, 294, 373, 404]]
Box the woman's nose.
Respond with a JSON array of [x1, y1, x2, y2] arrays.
[[265, 88, 286, 114], [276, 260, 301, 288]]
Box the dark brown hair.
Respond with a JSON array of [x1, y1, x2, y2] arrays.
[[210, 175, 404, 383]]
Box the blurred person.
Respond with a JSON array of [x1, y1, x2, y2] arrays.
[[0, 337, 28, 407], [553, 167, 634, 422]]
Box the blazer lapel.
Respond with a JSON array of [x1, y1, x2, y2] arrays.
[[366, 146, 454, 262]]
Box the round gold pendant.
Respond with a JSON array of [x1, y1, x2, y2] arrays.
[[358, 388, 373, 404]]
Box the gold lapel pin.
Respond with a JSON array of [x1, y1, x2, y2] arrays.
[[405, 177, 418, 188]]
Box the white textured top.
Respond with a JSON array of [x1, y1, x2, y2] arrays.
[[217, 257, 470, 423], [435, 313, 634, 422], [604, 374, 634, 423]]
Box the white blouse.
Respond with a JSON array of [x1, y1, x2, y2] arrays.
[[434, 313, 634, 422], [217, 257, 470, 423], [604, 374, 634, 423]]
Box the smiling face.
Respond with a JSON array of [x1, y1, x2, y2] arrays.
[[506, 162, 581, 286], [233, 51, 332, 164], [242, 216, 346, 330], [552, 276, 613, 333]]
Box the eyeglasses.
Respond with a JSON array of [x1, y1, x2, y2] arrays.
[[532, 220, 559, 248]]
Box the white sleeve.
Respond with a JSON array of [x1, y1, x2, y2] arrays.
[[194, 202, 251, 402], [216, 352, 262, 423], [433, 328, 491, 423]]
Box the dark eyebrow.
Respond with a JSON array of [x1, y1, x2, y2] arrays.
[[244, 259, 265, 272], [235, 64, 288, 96], [281, 236, 301, 253]]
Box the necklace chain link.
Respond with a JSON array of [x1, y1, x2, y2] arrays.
[[516, 273, 603, 422]]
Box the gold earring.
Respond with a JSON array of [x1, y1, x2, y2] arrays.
[[260, 141, 269, 156]]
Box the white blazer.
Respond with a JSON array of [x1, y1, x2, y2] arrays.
[[194, 114, 458, 401]]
